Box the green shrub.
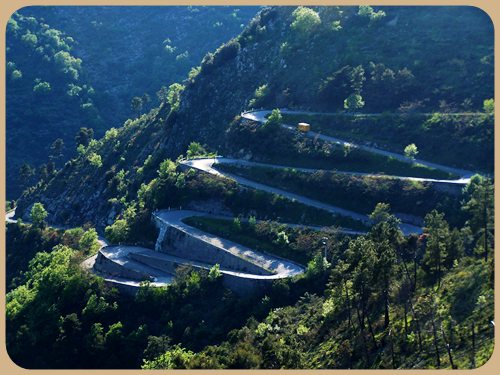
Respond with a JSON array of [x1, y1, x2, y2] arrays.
[[344, 93, 364, 111], [79, 228, 100, 255], [87, 152, 103, 168], [11, 69, 22, 80], [30, 202, 48, 228], [249, 84, 270, 108], [358, 6, 386, 22], [291, 7, 321, 35], [404, 143, 419, 159], [104, 219, 129, 244], [483, 98, 494, 114], [33, 81, 51, 93]]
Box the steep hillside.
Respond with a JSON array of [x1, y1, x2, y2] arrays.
[[7, 6, 258, 199], [6, 12, 103, 199], [19, 6, 259, 124], [6, 6, 494, 370], [16, 6, 493, 228]]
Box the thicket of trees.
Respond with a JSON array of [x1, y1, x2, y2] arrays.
[[5, 237, 254, 368], [142, 201, 494, 369], [6, 217, 336, 369], [7, 7, 258, 199], [256, 6, 492, 115], [7, 12, 102, 199], [6, 169, 494, 369], [6, 6, 494, 370], [6, 216, 99, 291]]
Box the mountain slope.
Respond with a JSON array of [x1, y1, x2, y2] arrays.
[[6, 12, 103, 199], [7, 6, 258, 199], [16, 6, 493, 227], [6, 6, 494, 370], [19, 6, 260, 125]]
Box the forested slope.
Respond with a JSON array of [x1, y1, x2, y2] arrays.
[[16, 6, 493, 228], [6, 6, 494, 370], [7, 6, 258, 199], [7, 12, 102, 198]]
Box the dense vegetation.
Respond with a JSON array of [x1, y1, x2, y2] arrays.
[[6, 6, 257, 199], [16, 6, 493, 223], [6, 217, 341, 369], [7, 223, 69, 290], [6, 5, 494, 370], [262, 7, 493, 112], [6, 206, 101, 291], [6, 236, 252, 368], [6, 177, 494, 368], [142, 188, 494, 369], [21, 6, 258, 125], [7, 11, 103, 198]]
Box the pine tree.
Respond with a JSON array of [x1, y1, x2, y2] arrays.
[[462, 176, 494, 261], [422, 210, 449, 287]]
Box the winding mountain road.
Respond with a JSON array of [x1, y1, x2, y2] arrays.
[[154, 210, 304, 279], [177, 109, 477, 236], [6, 109, 480, 292], [241, 109, 475, 179], [181, 158, 424, 235], [185, 157, 471, 185]]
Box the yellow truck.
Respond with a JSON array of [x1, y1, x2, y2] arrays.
[[297, 122, 311, 132]]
